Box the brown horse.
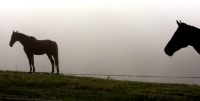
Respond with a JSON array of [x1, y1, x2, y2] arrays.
[[9, 31, 59, 74]]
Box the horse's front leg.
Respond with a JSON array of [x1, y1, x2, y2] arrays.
[[29, 63, 32, 73], [32, 55, 35, 73], [26, 53, 34, 73]]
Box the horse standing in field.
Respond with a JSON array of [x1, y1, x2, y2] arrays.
[[9, 31, 59, 74], [165, 20, 200, 56]]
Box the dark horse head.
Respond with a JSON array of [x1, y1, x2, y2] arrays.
[[165, 20, 200, 56], [9, 30, 19, 47]]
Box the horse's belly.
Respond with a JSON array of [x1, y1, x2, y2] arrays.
[[34, 52, 45, 55], [34, 47, 47, 55]]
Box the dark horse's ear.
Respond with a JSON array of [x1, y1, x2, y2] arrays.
[[176, 20, 181, 26], [180, 20, 182, 24]]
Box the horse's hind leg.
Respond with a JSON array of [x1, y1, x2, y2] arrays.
[[53, 54, 59, 74], [47, 54, 54, 74]]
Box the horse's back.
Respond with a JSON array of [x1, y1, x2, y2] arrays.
[[34, 40, 58, 55], [40, 39, 58, 51]]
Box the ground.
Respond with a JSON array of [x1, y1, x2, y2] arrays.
[[0, 71, 200, 101]]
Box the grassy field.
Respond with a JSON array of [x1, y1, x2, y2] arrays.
[[0, 71, 200, 101]]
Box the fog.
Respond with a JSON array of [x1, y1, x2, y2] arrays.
[[1, 0, 200, 84]]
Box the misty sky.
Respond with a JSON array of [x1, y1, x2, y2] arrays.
[[1, 0, 200, 78]]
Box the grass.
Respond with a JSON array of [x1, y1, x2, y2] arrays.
[[0, 71, 200, 101]]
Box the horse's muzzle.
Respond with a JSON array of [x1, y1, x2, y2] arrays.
[[166, 52, 173, 56], [164, 48, 173, 56], [9, 43, 13, 47]]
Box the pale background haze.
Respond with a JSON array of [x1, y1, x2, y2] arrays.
[[1, 0, 200, 84]]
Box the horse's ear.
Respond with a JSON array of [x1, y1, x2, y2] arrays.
[[176, 20, 180, 26], [180, 20, 182, 24]]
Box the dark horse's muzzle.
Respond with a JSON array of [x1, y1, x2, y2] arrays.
[[164, 49, 173, 56], [9, 42, 13, 47], [164, 46, 173, 56]]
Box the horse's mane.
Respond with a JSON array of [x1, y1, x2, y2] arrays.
[[182, 23, 200, 32], [17, 32, 37, 40]]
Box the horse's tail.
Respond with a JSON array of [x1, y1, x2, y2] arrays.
[[53, 41, 59, 73], [54, 42, 58, 58]]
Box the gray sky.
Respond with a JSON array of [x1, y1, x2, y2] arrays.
[[1, 0, 200, 78]]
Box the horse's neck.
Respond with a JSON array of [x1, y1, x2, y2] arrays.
[[190, 30, 200, 54], [192, 44, 200, 54], [18, 34, 35, 47]]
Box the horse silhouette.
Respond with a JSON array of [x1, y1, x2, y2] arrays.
[[165, 20, 200, 56], [9, 31, 59, 74]]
